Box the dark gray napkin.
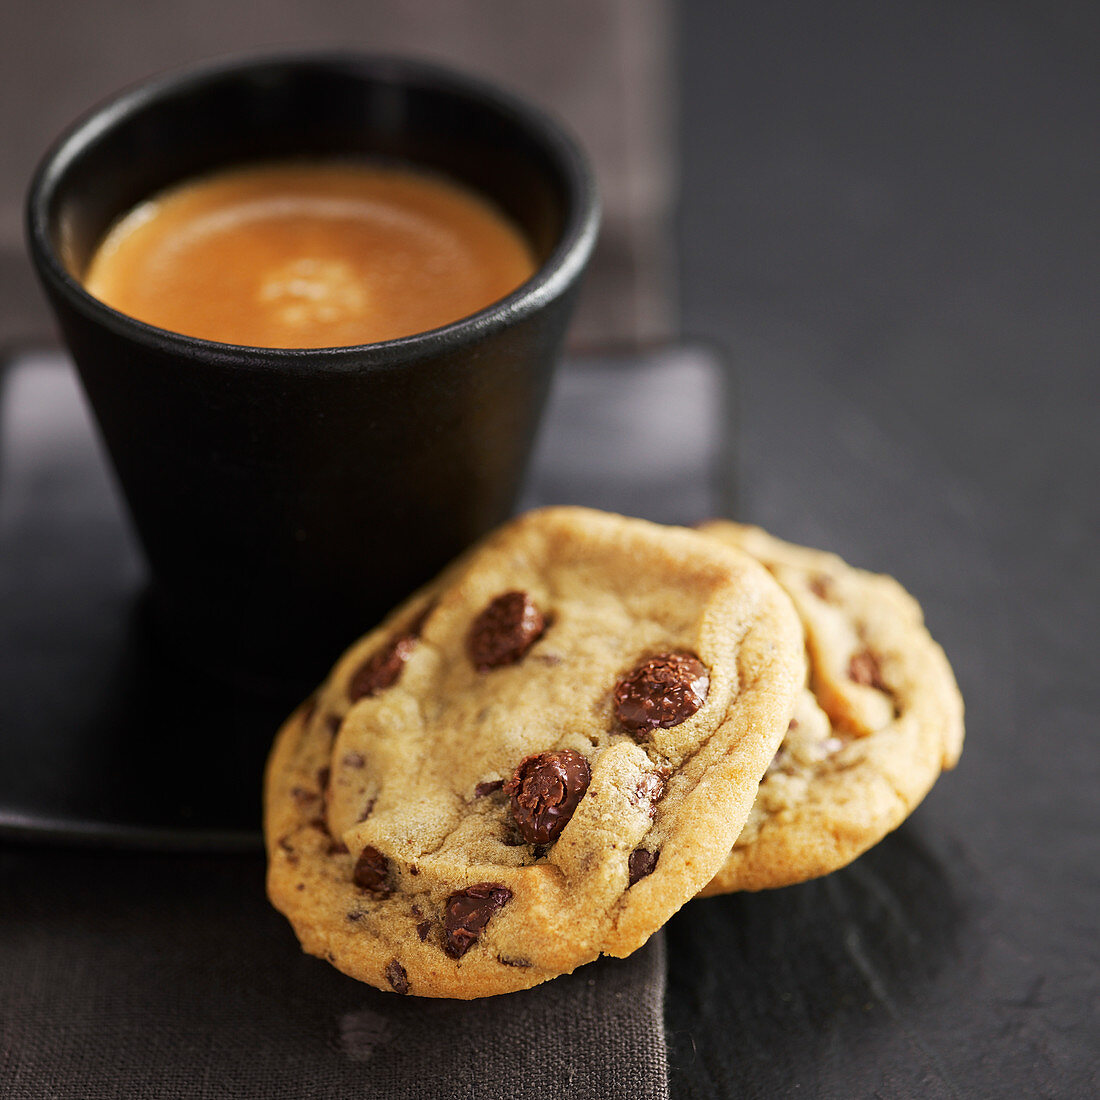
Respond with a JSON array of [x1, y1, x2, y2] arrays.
[[0, 0, 675, 349], [0, 847, 667, 1100], [0, 343, 732, 1098]]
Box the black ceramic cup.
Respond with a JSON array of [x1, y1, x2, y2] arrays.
[[27, 53, 599, 693]]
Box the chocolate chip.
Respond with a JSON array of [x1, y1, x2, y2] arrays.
[[849, 649, 887, 692], [467, 591, 546, 670], [614, 653, 710, 735], [327, 839, 349, 856], [474, 779, 504, 798], [385, 959, 410, 995], [290, 786, 318, 807], [347, 911, 363, 922], [308, 816, 331, 838], [631, 771, 668, 816], [356, 798, 376, 824], [325, 714, 342, 739], [349, 633, 418, 701], [498, 956, 531, 968], [505, 750, 591, 845], [353, 846, 393, 896], [416, 920, 431, 942], [343, 751, 366, 769], [442, 884, 512, 958], [628, 848, 659, 886]]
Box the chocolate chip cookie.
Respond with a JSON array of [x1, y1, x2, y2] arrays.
[[264, 507, 804, 997], [696, 522, 965, 895]]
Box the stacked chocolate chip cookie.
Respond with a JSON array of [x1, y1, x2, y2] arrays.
[[264, 507, 963, 998]]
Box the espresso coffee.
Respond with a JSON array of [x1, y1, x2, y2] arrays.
[[82, 161, 537, 348]]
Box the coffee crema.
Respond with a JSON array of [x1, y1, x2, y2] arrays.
[[81, 161, 538, 348]]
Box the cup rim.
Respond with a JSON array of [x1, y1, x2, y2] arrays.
[[25, 50, 600, 370]]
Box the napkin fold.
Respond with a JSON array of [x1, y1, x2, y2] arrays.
[[0, 848, 669, 1100], [337, 936, 669, 1099]]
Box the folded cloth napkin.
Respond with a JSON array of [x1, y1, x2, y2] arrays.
[[0, 0, 675, 349], [0, 846, 668, 1099], [337, 937, 669, 1099]]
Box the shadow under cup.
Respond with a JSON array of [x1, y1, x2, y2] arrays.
[[26, 54, 599, 694]]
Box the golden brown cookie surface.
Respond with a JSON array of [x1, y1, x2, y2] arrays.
[[697, 522, 965, 895], [265, 507, 803, 997]]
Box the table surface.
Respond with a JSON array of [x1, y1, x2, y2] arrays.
[[3, 4, 1098, 1098], [666, 4, 1098, 1097]]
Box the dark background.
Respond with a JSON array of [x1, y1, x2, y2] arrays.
[[669, 3, 1098, 1096], [2, 2, 1098, 1096]]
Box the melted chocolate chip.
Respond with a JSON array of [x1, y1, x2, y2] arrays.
[[614, 653, 710, 735], [416, 920, 432, 942], [442, 884, 512, 958], [353, 846, 393, 896], [474, 779, 504, 798], [385, 960, 410, 995], [325, 714, 342, 739], [290, 786, 318, 807], [628, 848, 659, 886], [349, 633, 418, 701], [467, 591, 546, 670], [505, 750, 591, 845], [343, 751, 366, 769], [849, 649, 888, 692], [356, 798, 376, 824], [631, 771, 668, 816]]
